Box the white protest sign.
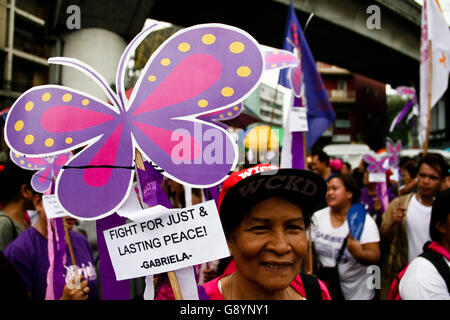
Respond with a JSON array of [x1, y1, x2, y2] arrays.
[[42, 194, 69, 219], [103, 200, 230, 281], [369, 172, 386, 183], [116, 188, 144, 220], [289, 106, 308, 132]]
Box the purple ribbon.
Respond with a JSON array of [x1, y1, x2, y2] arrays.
[[291, 97, 306, 170], [390, 100, 414, 132]]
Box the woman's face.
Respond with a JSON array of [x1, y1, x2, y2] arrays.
[[326, 177, 353, 209], [228, 197, 307, 293], [401, 169, 413, 185]]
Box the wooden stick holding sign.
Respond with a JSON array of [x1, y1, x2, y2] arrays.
[[134, 149, 183, 300], [63, 216, 77, 267]]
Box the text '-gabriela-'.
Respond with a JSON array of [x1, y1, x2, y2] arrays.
[[140, 252, 192, 269]]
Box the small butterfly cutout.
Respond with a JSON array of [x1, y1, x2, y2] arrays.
[[5, 23, 264, 220], [363, 154, 389, 173], [10, 150, 72, 193], [386, 139, 402, 168]]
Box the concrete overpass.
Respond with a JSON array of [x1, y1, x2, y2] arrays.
[[46, 0, 422, 87]]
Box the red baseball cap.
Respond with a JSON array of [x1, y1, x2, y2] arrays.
[[218, 164, 327, 235]]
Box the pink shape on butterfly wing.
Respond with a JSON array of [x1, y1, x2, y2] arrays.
[[38, 167, 52, 184], [133, 54, 222, 115], [133, 121, 201, 161], [23, 157, 48, 166], [41, 105, 115, 132], [83, 124, 123, 187]]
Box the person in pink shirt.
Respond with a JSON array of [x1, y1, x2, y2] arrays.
[[198, 164, 331, 300]]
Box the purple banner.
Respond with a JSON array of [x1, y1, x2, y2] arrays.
[[96, 213, 130, 300], [291, 97, 306, 169], [136, 162, 171, 208]]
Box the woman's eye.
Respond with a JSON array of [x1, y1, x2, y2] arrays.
[[250, 225, 269, 232], [286, 225, 304, 231]]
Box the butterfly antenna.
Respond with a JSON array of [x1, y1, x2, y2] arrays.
[[116, 22, 159, 110], [48, 57, 122, 113]]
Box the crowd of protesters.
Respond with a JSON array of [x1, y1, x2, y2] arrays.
[[0, 147, 449, 300]]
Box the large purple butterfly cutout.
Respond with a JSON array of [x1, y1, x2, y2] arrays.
[[10, 150, 72, 193], [5, 23, 264, 220]]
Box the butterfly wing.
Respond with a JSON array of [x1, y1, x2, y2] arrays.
[[197, 103, 243, 129], [5, 85, 119, 157], [56, 126, 134, 220], [128, 24, 263, 186], [362, 154, 377, 172], [263, 49, 299, 71], [10, 151, 52, 192], [6, 85, 135, 219]]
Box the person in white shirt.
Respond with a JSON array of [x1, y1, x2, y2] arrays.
[[380, 153, 447, 299], [307, 174, 381, 300], [399, 188, 450, 300]]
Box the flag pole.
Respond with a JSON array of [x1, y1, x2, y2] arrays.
[[424, 39, 433, 155]]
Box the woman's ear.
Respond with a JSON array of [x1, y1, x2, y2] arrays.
[[20, 184, 33, 200], [32, 193, 43, 213], [226, 237, 234, 257], [435, 219, 449, 237]]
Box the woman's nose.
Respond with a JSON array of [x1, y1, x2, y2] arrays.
[[266, 231, 291, 255]]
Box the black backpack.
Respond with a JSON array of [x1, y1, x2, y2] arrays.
[[299, 273, 323, 300]]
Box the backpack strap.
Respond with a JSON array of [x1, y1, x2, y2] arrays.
[[420, 249, 450, 294], [300, 273, 322, 300], [2, 214, 18, 240]]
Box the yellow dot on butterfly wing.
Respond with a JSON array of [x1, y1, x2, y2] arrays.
[[178, 42, 191, 52], [233, 106, 239, 110], [229, 41, 245, 53], [42, 93, 51, 102], [271, 64, 277, 68], [198, 99, 208, 108], [14, 120, 24, 131], [65, 137, 73, 144], [24, 134, 34, 145], [27, 164, 31, 168], [219, 114, 224, 118], [20, 160, 24, 164], [147, 75, 156, 82], [63, 93, 72, 102], [45, 138, 54, 147], [25, 101, 34, 111], [82, 99, 89, 106], [237, 66, 251, 77], [227, 112, 233, 116], [161, 58, 171, 66], [202, 34, 216, 45], [221, 87, 234, 97]]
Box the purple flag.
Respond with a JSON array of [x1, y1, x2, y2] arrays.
[[280, 3, 335, 150]]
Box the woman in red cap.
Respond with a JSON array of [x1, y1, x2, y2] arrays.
[[198, 164, 331, 300]]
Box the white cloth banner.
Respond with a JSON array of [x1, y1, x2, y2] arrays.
[[419, 0, 450, 146]]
